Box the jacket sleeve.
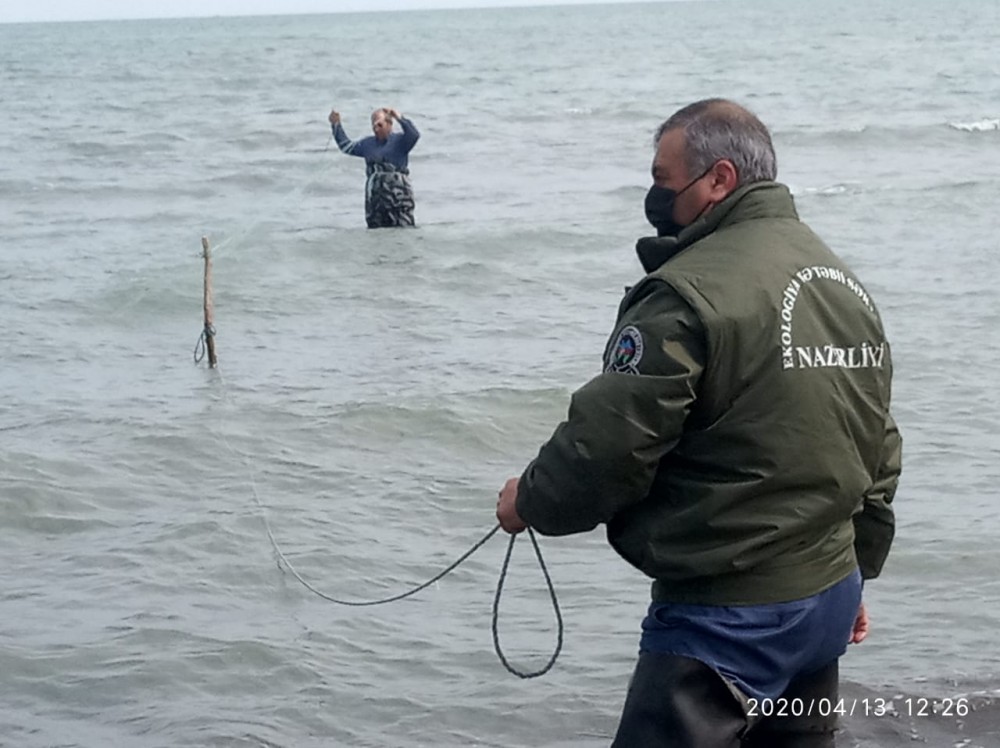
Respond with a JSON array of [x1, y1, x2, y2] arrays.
[[332, 123, 368, 158], [854, 412, 901, 579], [515, 281, 706, 536], [397, 117, 420, 150]]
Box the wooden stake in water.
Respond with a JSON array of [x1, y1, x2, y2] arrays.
[[201, 236, 218, 368]]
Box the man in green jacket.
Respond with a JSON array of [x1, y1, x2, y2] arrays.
[[496, 99, 901, 747]]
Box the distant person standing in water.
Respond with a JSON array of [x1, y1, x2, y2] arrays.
[[328, 107, 420, 228]]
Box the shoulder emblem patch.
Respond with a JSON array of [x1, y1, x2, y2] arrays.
[[606, 325, 644, 374]]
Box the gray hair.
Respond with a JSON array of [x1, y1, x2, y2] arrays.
[[655, 99, 777, 186]]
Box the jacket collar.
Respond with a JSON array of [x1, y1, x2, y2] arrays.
[[635, 181, 798, 274]]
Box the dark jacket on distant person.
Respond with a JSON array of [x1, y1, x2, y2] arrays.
[[332, 117, 420, 173]]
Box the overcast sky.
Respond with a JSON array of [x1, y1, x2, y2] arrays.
[[1, 0, 672, 24]]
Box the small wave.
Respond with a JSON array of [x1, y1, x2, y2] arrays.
[[603, 184, 646, 200], [136, 131, 191, 144], [0, 178, 51, 196], [793, 182, 861, 197], [66, 141, 117, 157], [790, 178, 994, 199], [8, 514, 114, 534], [948, 117, 999, 132], [779, 118, 999, 147], [99, 101, 136, 113]]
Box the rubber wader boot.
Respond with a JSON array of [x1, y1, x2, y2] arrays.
[[742, 660, 840, 748], [611, 653, 747, 748], [611, 654, 841, 747]]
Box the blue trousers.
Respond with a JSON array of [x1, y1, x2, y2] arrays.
[[612, 571, 862, 747], [639, 570, 862, 702]]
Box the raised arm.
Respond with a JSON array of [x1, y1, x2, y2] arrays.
[[328, 109, 365, 157], [388, 108, 420, 151]]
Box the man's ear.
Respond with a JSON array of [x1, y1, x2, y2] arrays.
[[708, 159, 739, 199]]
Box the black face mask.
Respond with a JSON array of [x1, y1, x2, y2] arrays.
[[644, 166, 713, 237]]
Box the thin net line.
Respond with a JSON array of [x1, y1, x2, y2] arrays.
[[208, 366, 563, 675]]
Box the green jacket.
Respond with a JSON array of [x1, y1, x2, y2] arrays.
[[515, 182, 900, 605]]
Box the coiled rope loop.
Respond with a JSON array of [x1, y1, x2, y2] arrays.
[[265, 517, 563, 679], [192, 323, 216, 364], [492, 527, 564, 678]]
